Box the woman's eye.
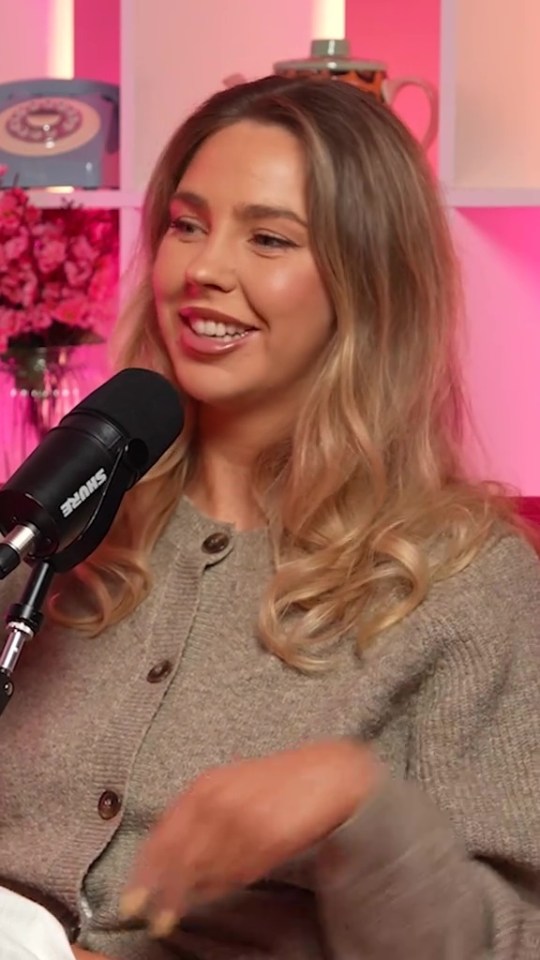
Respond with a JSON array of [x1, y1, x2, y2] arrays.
[[252, 233, 296, 250], [168, 217, 202, 237]]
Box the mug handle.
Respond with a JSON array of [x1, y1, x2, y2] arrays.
[[223, 73, 248, 88], [382, 77, 438, 151]]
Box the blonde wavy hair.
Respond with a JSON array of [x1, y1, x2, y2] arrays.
[[51, 76, 526, 670]]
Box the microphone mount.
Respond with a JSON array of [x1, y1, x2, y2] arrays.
[[0, 436, 147, 716]]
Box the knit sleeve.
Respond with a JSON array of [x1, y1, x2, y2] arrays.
[[316, 536, 540, 959]]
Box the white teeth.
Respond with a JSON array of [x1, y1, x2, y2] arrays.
[[190, 318, 249, 339]]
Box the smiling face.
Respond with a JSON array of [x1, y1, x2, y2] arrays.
[[152, 120, 334, 422]]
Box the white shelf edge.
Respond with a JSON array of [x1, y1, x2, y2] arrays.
[[444, 187, 540, 209], [22, 189, 143, 209], [18, 186, 540, 212]]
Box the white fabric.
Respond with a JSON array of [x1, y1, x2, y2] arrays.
[[0, 886, 74, 960]]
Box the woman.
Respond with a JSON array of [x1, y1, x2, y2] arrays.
[[0, 76, 538, 960]]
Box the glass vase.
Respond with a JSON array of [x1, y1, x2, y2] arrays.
[[0, 343, 109, 483]]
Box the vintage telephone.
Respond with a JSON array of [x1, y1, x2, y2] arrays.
[[0, 78, 119, 188]]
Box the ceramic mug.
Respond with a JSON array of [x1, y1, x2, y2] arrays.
[[271, 39, 438, 151]]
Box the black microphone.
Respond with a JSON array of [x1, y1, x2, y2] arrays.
[[0, 368, 184, 579]]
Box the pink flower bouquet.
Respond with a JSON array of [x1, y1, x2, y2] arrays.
[[0, 181, 119, 357]]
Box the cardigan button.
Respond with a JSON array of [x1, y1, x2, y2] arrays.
[[146, 659, 173, 683], [202, 532, 230, 554], [97, 790, 122, 821]]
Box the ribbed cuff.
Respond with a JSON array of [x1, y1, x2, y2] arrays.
[[317, 775, 466, 889], [315, 778, 486, 958]]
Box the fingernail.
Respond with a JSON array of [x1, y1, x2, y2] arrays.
[[149, 908, 177, 938], [119, 887, 149, 919]]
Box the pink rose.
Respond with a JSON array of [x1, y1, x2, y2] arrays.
[[64, 258, 93, 288], [25, 304, 52, 332], [32, 220, 64, 241], [70, 234, 98, 264], [87, 217, 117, 248], [25, 205, 41, 228], [0, 191, 27, 238], [42, 282, 62, 304], [34, 237, 67, 275], [3, 230, 30, 262], [0, 305, 24, 347], [88, 258, 118, 302], [0, 260, 38, 307], [19, 262, 39, 308]]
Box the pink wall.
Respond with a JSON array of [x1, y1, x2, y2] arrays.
[[0, 0, 55, 80], [74, 0, 120, 84], [347, 0, 540, 495], [0, 0, 120, 85], [457, 208, 540, 494]]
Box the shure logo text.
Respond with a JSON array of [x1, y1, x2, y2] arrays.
[[60, 468, 108, 519]]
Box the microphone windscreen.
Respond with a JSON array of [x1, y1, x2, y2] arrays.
[[75, 368, 184, 468]]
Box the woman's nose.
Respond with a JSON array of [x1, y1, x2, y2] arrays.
[[184, 237, 237, 292]]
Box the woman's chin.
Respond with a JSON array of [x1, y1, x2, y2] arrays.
[[175, 376, 260, 412]]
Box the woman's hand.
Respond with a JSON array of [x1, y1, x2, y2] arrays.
[[121, 738, 382, 938]]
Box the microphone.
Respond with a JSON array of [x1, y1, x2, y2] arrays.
[[0, 368, 184, 579]]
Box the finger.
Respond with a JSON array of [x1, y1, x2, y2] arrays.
[[143, 832, 221, 935], [119, 875, 183, 940], [148, 878, 241, 939], [118, 884, 151, 920], [121, 817, 211, 930], [121, 806, 191, 915], [147, 896, 186, 940]]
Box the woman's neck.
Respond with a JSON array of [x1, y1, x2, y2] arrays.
[[185, 453, 262, 530], [185, 405, 288, 530]]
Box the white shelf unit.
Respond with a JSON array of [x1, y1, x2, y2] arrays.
[[23, 0, 540, 259], [438, 0, 540, 494], [446, 188, 540, 209], [26, 190, 142, 210], [440, 0, 540, 208]]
